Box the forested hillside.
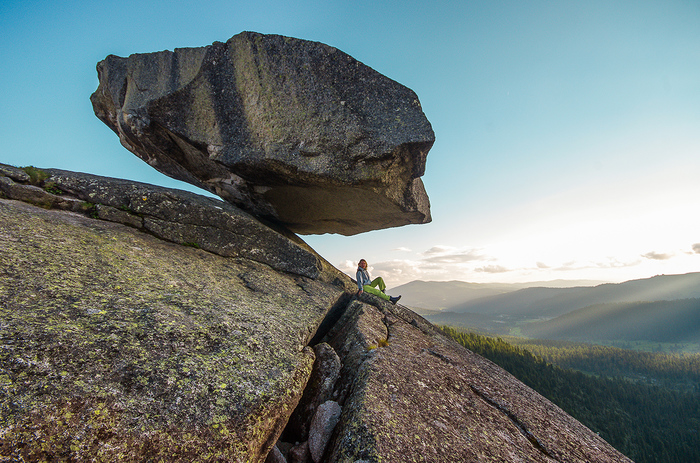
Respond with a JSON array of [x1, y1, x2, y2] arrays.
[[442, 327, 700, 463], [508, 338, 700, 392]]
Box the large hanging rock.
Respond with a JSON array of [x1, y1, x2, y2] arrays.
[[90, 31, 434, 235]]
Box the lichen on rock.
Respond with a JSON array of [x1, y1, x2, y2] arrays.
[[1, 165, 634, 462], [0, 198, 348, 462], [318, 297, 633, 463]]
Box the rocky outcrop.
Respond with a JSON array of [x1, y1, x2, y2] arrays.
[[317, 297, 634, 463], [0, 164, 347, 283], [0, 185, 358, 461], [0, 165, 632, 462], [90, 31, 434, 236]]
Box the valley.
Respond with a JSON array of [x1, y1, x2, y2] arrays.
[[399, 273, 700, 463], [442, 327, 700, 463], [394, 272, 700, 352]]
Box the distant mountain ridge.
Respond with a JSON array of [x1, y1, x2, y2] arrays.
[[406, 272, 700, 345], [390, 278, 606, 312], [396, 273, 700, 317], [455, 272, 700, 317], [521, 298, 700, 343]]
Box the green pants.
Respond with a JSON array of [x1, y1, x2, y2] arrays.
[[362, 277, 389, 301]]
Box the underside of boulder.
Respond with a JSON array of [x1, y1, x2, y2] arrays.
[[90, 31, 435, 235]]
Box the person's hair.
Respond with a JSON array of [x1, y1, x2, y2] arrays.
[[359, 259, 367, 266]]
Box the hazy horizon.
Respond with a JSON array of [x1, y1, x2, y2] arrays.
[[383, 270, 700, 291]]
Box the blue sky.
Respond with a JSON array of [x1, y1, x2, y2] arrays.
[[2, 0, 699, 287]]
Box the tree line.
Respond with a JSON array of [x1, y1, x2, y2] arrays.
[[441, 326, 700, 463], [507, 337, 700, 392]]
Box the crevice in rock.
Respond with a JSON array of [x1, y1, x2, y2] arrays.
[[307, 292, 353, 346], [469, 385, 559, 462], [271, 294, 390, 463], [422, 347, 453, 364], [264, 293, 355, 462]]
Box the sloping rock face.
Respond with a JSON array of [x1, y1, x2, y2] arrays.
[[1, 165, 631, 462], [90, 31, 434, 236], [319, 298, 633, 463], [0, 165, 352, 462], [0, 164, 346, 282]]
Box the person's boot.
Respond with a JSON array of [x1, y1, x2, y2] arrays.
[[389, 295, 401, 304]]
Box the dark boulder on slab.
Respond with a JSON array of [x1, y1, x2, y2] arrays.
[[90, 31, 434, 235]]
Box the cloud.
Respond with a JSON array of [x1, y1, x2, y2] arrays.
[[642, 251, 674, 261], [595, 257, 642, 269], [475, 265, 510, 274], [693, 243, 700, 254], [420, 245, 487, 264], [344, 255, 477, 288], [368, 259, 447, 286], [421, 245, 456, 256], [423, 253, 484, 264], [344, 241, 674, 288], [339, 260, 359, 274]]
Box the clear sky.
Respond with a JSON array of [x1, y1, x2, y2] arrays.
[[2, 0, 699, 288]]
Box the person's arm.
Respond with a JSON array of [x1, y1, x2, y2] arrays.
[[356, 269, 364, 293]]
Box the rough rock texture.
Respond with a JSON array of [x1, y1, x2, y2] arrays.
[[283, 342, 341, 443], [0, 164, 349, 284], [0, 199, 347, 462], [264, 445, 287, 463], [1, 165, 632, 462], [308, 400, 342, 463], [90, 31, 434, 236], [288, 442, 311, 463], [321, 297, 634, 463]]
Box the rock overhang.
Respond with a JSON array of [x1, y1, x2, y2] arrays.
[[90, 31, 434, 235]]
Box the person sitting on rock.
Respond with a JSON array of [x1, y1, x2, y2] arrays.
[[356, 259, 401, 304]]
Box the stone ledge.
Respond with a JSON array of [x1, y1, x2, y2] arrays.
[[0, 164, 336, 280]]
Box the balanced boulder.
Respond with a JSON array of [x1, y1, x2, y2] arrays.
[[90, 31, 434, 235]]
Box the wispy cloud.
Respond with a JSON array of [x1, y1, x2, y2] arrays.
[[339, 240, 693, 288], [420, 246, 488, 264], [346, 245, 508, 286], [421, 245, 456, 256], [475, 265, 510, 274], [592, 258, 643, 269], [369, 259, 448, 284], [642, 251, 674, 261], [339, 260, 358, 274], [545, 257, 642, 272]]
